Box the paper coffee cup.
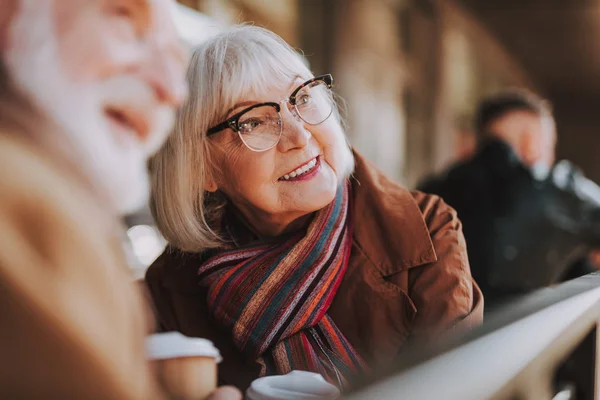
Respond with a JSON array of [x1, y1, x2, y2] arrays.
[[246, 370, 341, 400], [147, 332, 221, 400]]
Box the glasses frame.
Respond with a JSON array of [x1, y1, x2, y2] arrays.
[[206, 74, 334, 152]]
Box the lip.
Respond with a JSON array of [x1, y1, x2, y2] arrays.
[[104, 106, 150, 142], [281, 156, 319, 178], [278, 156, 321, 182]]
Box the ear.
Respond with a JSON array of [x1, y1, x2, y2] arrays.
[[204, 177, 218, 193], [203, 169, 219, 193]]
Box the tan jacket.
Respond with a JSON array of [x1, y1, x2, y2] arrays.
[[0, 132, 161, 399], [145, 152, 484, 390]]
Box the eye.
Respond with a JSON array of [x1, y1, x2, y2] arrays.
[[108, 1, 134, 19], [115, 7, 132, 18], [297, 93, 311, 105], [239, 118, 262, 133]]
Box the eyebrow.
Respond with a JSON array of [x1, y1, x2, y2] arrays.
[[226, 101, 259, 117], [287, 75, 304, 92], [226, 76, 305, 116]]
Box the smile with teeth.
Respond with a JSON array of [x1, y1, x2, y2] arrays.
[[280, 157, 319, 181]]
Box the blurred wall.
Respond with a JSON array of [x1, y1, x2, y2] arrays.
[[457, 0, 600, 185], [178, 0, 538, 187], [329, 0, 407, 183], [554, 94, 600, 183], [436, 1, 536, 168]]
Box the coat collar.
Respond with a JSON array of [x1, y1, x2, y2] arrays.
[[351, 151, 437, 276], [158, 150, 438, 289]]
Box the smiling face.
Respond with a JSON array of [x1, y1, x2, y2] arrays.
[[3, 0, 187, 213], [208, 77, 353, 236]]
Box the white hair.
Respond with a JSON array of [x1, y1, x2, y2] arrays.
[[150, 25, 352, 252]]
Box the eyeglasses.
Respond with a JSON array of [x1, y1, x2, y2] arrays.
[[206, 74, 334, 152]]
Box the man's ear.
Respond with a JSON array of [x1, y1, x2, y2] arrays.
[[0, 0, 18, 51]]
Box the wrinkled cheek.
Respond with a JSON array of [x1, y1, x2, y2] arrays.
[[214, 149, 250, 194]]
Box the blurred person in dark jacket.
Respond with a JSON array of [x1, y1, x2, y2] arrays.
[[0, 0, 239, 399], [419, 90, 600, 310]]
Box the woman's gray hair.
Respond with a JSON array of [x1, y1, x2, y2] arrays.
[[150, 25, 351, 253]]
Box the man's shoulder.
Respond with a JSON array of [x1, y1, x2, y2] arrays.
[[409, 190, 462, 238], [0, 136, 154, 400], [0, 133, 117, 260], [0, 134, 73, 204], [417, 158, 481, 194], [0, 134, 42, 177], [0, 134, 99, 213]]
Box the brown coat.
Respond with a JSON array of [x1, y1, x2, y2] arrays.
[[0, 132, 163, 399], [145, 152, 484, 390]]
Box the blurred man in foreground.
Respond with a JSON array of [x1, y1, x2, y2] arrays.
[[0, 0, 238, 398], [419, 90, 600, 310]]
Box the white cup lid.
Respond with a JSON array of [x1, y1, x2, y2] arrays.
[[146, 332, 222, 363], [246, 371, 341, 400]]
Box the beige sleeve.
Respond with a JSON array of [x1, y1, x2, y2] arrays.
[[0, 139, 165, 399]]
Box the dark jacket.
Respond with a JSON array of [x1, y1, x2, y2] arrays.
[[145, 152, 483, 390], [419, 138, 600, 309]]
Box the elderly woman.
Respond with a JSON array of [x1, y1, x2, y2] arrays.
[[146, 25, 483, 390]]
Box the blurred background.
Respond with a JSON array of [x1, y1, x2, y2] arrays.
[[127, 0, 600, 274]]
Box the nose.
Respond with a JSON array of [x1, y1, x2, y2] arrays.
[[137, 41, 188, 107], [277, 105, 311, 152]]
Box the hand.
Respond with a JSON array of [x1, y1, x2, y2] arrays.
[[589, 250, 600, 269], [207, 386, 242, 400]]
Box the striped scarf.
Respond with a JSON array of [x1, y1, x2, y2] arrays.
[[197, 184, 365, 388]]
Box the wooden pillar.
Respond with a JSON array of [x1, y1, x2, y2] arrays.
[[297, 0, 337, 75]]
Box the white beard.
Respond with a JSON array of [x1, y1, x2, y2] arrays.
[[4, 1, 173, 214]]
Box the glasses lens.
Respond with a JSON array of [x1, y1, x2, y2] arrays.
[[237, 105, 282, 151], [295, 81, 333, 125]]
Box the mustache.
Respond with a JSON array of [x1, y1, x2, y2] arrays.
[[99, 75, 176, 153]]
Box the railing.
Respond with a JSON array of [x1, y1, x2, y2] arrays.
[[347, 273, 600, 400]]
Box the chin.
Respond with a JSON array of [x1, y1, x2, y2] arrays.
[[102, 168, 150, 215], [302, 183, 338, 212], [81, 134, 151, 215]]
